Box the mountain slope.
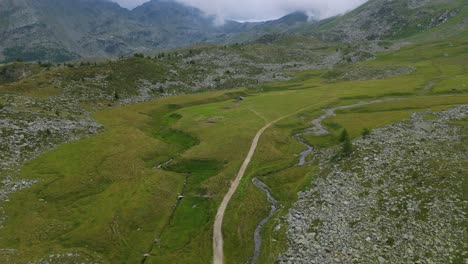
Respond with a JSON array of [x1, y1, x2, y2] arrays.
[[0, 0, 137, 61], [219, 11, 315, 44], [298, 0, 467, 42]]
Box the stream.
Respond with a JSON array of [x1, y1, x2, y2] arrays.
[[294, 98, 403, 164], [251, 178, 280, 264]]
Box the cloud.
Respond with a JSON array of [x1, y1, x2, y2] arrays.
[[110, 0, 149, 9], [177, 0, 367, 21], [111, 0, 368, 21]]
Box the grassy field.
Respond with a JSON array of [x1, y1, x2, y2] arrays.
[[0, 38, 467, 264]]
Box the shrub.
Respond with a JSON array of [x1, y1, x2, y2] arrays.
[[362, 128, 372, 138]]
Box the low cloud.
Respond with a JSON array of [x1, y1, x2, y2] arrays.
[[176, 0, 367, 21], [111, 0, 368, 21]]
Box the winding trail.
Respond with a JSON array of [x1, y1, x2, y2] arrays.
[[213, 99, 335, 264], [213, 119, 275, 264]]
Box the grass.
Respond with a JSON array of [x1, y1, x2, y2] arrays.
[[0, 38, 467, 263], [0, 57, 168, 102], [0, 90, 248, 263]]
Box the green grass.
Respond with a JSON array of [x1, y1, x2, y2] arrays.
[[164, 159, 225, 195], [0, 38, 467, 263], [0, 90, 248, 263]]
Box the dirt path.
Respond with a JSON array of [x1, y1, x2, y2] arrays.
[[213, 120, 274, 264], [213, 99, 335, 264]]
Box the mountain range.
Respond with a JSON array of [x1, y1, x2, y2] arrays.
[[0, 0, 466, 62]]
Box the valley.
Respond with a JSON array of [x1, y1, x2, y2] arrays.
[[0, 0, 467, 263], [1, 36, 467, 262]]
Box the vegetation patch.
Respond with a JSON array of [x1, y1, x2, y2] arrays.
[[164, 159, 225, 195]]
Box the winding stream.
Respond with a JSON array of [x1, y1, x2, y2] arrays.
[[294, 98, 403, 164], [251, 178, 280, 264], [294, 135, 314, 166]]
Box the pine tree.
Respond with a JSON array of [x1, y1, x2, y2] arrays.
[[340, 129, 353, 156], [342, 138, 353, 156], [339, 129, 350, 142]]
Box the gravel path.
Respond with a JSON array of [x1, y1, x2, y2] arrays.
[[213, 119, 276, 264]]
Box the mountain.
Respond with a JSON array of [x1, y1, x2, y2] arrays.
[[219, 11, 315, 43], [0, 0, 466, 63], [0, 0, 219, 62], [0, 0, 320, 63], [127, 0, 220, 48]]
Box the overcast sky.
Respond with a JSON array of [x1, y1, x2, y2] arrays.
[[111, 0, 367, 21]]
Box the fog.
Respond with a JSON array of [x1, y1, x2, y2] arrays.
[[111, 0, 368, 21]]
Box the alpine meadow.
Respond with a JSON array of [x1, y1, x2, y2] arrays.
[[0, 0, 467, 263]]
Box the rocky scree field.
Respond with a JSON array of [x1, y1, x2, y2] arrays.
[[279, 106, 467, 264]]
